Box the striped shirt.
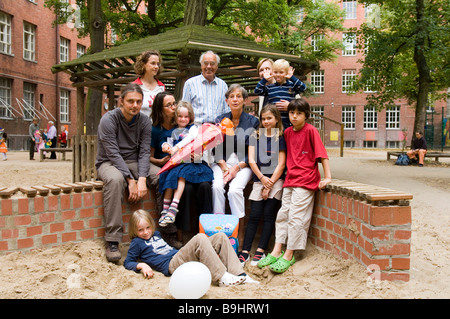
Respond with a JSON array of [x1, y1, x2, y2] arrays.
[[182, 74, 230, 124], [254, 75, 306, 127]]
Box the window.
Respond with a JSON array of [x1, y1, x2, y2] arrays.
[[343, 0, 357, 19], [364, 106, 378, 129], [23, 82, 36, 120], [310, 70, 324, 93], [386, 105, 400, 129], [60, 89, 70, 122], [0, 77, 12, 118], [363, 141, 377, 148], [344, 140, 355, 148], [386, 141, 400, 149], [60, 37, 70, 62], [342, 70, 356, 93], [76, 44, 86, 58], [0, 12, 12, 55], [342, 33, 356, 56], [342, 106, 355, 129], [310, 106, 324, 130], [311, 34, 324, 52], [23, 22, 36, 61]]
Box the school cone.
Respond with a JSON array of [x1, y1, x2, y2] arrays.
[[157, 118, 234, 175]]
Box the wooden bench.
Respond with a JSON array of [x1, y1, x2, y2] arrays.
[[387, 151, 450, 163], [40, 147, 72, 162]]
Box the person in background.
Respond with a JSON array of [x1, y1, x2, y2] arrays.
[[0, 127, 7, 161], [58, 125, 67, 148], [29, 117, 40, 160], [407, 131, 427, 167], [47, 121, 57, 159]]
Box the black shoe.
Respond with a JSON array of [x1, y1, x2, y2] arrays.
[[105, 241, 121, 262], [418, 164, 423, 167]]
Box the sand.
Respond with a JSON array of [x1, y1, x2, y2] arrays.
[[0, 149, 449, 299]]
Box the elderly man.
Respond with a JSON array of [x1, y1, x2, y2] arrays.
[[96, 83, 152, 262], [47, 121, 57, 159], [182, 50, 230, 124]]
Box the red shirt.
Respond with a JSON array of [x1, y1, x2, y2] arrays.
[[283, 123, 328, 190]]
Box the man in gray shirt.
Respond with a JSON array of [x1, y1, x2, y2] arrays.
[[96, 83, 153, 262], [28, 117, 40, 160]]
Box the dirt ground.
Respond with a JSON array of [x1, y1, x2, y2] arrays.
[[0, 149, 449, 299]]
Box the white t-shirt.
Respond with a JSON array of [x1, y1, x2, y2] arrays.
[[133, 77, 165, 118]]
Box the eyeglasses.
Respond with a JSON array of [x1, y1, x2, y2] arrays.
[[164, 102, 176, 108], [202, 61, 217, 67]]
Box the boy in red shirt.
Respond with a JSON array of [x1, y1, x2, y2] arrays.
[[258, 98, 331, 273]]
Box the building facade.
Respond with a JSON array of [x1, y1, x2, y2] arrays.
[[306, 1, 447, 150], [0, 0, 89, 150]]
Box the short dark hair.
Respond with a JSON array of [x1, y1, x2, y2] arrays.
[[120, 83, 143, 100], [287, 98, 310, 119]]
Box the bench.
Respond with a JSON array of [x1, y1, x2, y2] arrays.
[[387, 151, 450, 163], [40, 147, 72, 162]]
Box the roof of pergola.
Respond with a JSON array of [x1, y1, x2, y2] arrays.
[[52, 24, 319, 94]]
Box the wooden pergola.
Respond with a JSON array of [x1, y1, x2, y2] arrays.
[[52, 25, 320, 181], [52, 24, 319, 134]]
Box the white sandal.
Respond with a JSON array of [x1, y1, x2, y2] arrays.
[[218, 272, 246, 287]]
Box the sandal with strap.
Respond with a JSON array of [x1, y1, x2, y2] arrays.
[[158, 212, 176, 227], [257, 251, 284, 269], [269, 255, 296, 273]]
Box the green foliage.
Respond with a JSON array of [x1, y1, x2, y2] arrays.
[[353, 0, 450, 109], [44, 0, 345, 65]]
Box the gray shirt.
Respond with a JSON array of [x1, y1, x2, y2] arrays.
[[95, 107, 152, 179], [29, 123, 40, 139]]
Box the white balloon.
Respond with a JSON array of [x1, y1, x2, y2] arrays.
[[169, 261, 212, 299]]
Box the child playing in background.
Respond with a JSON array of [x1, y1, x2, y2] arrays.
[[254, 59, 307, 130], [0, 128, 7, 161], [158, 101, 213, 227], [34, 130, 45, 157], [239, 104, 286, 266], [124, 209, 258, 286], [258, 98, 331, 273]]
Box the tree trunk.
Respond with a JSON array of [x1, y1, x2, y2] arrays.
[[184, 0, 207, 26], [85, 0, 105, 135], [412, 0, 431, 144]]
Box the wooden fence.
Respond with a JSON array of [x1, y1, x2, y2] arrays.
[[72, 135, 97, 183]]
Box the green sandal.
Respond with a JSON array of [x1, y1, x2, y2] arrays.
[[269, 255, 295, 273], [257, 251, 284, 269]]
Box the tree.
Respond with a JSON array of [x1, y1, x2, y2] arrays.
[[46, 0, 345, 63], [353, 0, 450, 142]]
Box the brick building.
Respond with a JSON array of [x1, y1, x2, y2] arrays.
[[0, 0, 89, 150], [306, 1, 447, 150]]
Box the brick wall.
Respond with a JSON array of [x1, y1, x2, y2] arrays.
[[309, 180, 412, 282], [0, 182, 157, 252], [0, 179, 411, 282]]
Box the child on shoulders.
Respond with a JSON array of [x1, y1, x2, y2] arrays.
[[254, 59, 307, 130]]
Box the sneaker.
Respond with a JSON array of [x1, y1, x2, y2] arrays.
[[238, 252, 250, 266], [105, 241, 121, 262], [251, 252, 266, 266], [218, 272, 246, 287]]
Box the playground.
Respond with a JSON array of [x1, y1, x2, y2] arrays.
[[0, 149, 449, 298]]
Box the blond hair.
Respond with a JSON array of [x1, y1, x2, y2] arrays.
[[272, 59, 290, 73], [176, 101, 195, 125], [128, 210, 156, 240]]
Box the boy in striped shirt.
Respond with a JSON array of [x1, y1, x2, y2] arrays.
[[254, 59, 306, 130]]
